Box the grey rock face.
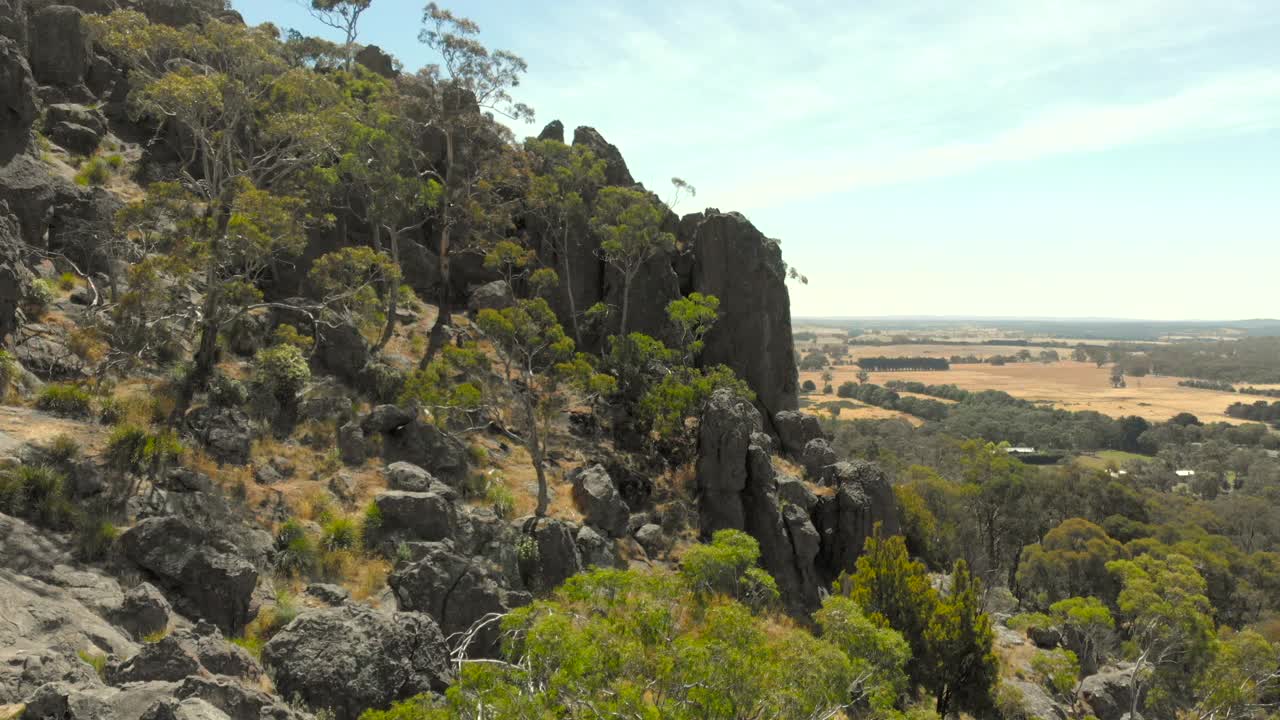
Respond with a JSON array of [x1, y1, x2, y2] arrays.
[[811, 460, 899, 584], [572, 126, 634, 186], [575, 524, 622, 569], [687, 211, 799, 427], [800, 438, 838, 480], [141, 697, 233, 720], [569, 464, 629, 537], [536, 119, 564, 142], [107, 635, 203, 684], [29, 5, 91, 86], [117, 582, 172, 641], [390, 541, 531, 657], [373, 490, 456, 542], [337, 421, 365, 466], [634, 523, 666, 558], [385, 461, 436, 492], [518, 517, 582, 593], [773, 411, 824, 456], [183, 406, 251, 466], [261, 604, 451, 720], [377, 415, 469, 485], [354, 44, 396, 78], [1080, 665, 1142, 720], [467, 279, 513, 312], [48, 120, 101, 155], [316, 320, 369, 385], [0, 202, 32, 341], [0, 36, 36, 162], [303, 583, 350, 606], [120, 517, 258, 634]]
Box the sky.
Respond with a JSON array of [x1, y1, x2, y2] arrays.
[[234, 0, 1280, 321]]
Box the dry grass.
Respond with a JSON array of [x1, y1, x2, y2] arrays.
[[801, 360, 1258, 425]]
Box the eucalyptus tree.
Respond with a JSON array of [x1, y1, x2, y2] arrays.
[[590, 186, 675, 336]]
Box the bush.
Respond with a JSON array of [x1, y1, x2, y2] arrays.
[[58, 272, 77, 291], [801, 379, 817, 392], [36, 383, 93, 417], [0, 349, 16, 398], [76, 517, 119, 561], [253, 344, 310, 402], [74, 157, 114, 186], [360, 501, 384, 550], [320, 516, 358, 552], [208, 372, 248, 408], [26, 278, 56, 313], [0, 464, 78, 529], [681, 529, 780, 611], [46, 433, 81, 462], [273, 519, 318, 577], [104, 424, 183, 477], [486, 483, 515, 519]]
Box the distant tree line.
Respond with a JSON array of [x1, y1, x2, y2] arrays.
[[1180, 379, 1236, 392], [1226, 400, 1280, 426], [1142, 337, 1280, 384], [857, 356, 950, 372], [836, 381, 951, 421], [1243, 387, 1280, 398]]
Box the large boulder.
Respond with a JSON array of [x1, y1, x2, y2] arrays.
[[315, 320, 369, 385], [569, 464, 629, 537], [536, 119, 564, 143], [116, 582, 173, 641], [120, 517, 258, 634], [0, 36, 36, 162], [48, 120, 101, 155], [0, 0, 28, 48], [384, 461, 436, 492], [800, 438, 838, 480], [773, 410, 824, 456], [696, 388, 759, 532], [686, 211, 799, 428], [184, 406, 252, 466], [390, 542, 531, 657], [811, 460, 899, 583], [467, 279, 512, 312], [518, 517, 582, 593], [1079, 665, 1142, 720], [261, 605, 451, 720], [372, 490, 456, 543], [28, 5, 91, 87], [376, 415, 469, 485]]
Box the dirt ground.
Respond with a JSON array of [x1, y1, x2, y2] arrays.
[[801, 360, 1255, 425]]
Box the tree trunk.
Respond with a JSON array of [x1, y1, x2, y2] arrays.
[[422, 129, 456, 367], [169, 202, 231, 425], [374, 226, 399, 354], [528, 390, 548, 518], [619, 274, 632, 337], [560, 224, 580, 345]]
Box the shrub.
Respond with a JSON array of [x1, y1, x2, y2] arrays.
[[105, 153, 124, 170], [68, 327, 107, 362], [46, 433, 81, 462], [360, 501, 384, 549], [801, 379, 817, 392], [74, 157, 114, 186], [320, 516, 358, 552], [58, 271, 78, 291], [253, 344, 310, 402], [0, 465, 78, 529], [104, 424, 183, 477], [208, 372, 248, 408], [36, 383, 93, 417], [487, 483, 515, 519], [26, 278, 56, 313], [272, 323, 313, 351], [467, 443, 489, 465], [273, 519, 318, 577], [0, 349, 16, 398], [681, 529, 780, 611], [76, 517, 119, 561]]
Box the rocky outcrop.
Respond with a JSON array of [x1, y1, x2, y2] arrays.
[[800, 438, 838, 479], [354, 44, 396, 78], [28, 5, 91, 87], [687, 211, 798, 426], [120, 517, 258, 634], [1080, 665, 1142, 720], [0, 36, 36, 163], [372, 490, 457, 544], [696, 389, 822, 611], [390, 541, 531, 657], [569, 464, 629, 537], [572, 126, 633, 187], [773, 410, 824, 457], [116, 582, 173, 641], [0, 202, 31, 342], [107, 626, 261, 686], [184, 406, 252, 466], [261, 604, 451, 720], [358, 405, 469, 484], [518, 517, 582, 593], [812, 460, 899, 583]]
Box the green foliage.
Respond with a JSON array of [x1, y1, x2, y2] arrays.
[[923, 561, 998, 717], [0, 349, 16, 398], [1031, 648, 1080, 701], [76, 517, 120, 562], [591, 186, 676, 334], [0, 464, 78, 530], [637, 364, 755, 443], [274, 519, 319, 577], [1017, 518, 1126, 609], [1049, 596, 1115, 674], [74, 156, 116, 186], [46, 433, 82, 462], [36, 383, 93, 417], [26, 278, 56, 313], [253, 343, 311, 402], [1193, 628, 1280, 720], [273, 323, 314, 351], [485, 483, 515, 519], [208, 372, 248, 408], [481, 240, 532, 286], [309, 246, 400, 332], [320, 516, 358, 552], [104, 424, 183, 480], [681, 529, 780, 611], [58, 272, 78, 291], [399, 345, 487, 428], [78, 649, 108, 679], [360, 500, 384, 549], [814, 595, 912, 711], [666, 292, 719, 362]]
